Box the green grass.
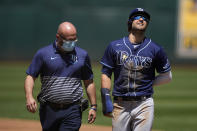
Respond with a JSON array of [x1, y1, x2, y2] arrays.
[[0, 62, 197, 131], [153, 67, 197, 131]]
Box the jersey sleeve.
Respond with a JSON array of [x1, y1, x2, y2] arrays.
[[155, 47, 171, 73], [81, 54, 93, 80], [101, 65, 113, 78], [100, 43, 116, 69], [26, 50, 43, 78]]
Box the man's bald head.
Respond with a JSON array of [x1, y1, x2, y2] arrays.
[[56, 22, 78, 52], [57, 22, 77, 37]]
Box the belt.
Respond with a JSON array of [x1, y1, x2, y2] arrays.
[[114, 95, 151, 101], [44, 100, 81, 110]]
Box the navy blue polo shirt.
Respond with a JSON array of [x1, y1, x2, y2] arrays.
[[101, 37, 171, 97], [26, 41, 93, 104]]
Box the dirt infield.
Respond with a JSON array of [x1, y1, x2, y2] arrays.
[[0, 118, 111, 131]]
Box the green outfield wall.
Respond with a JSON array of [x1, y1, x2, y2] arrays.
[[0, 0, 179, 62]]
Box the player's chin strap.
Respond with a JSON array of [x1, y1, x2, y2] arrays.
[[101, 88, 113, 115]]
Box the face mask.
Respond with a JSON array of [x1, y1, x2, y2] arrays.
[[61, 40, 77, 52]]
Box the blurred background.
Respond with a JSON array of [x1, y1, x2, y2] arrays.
[[0, 0, 197, 63], [0, 0, 178, 62], [0, 0, 197, 131]]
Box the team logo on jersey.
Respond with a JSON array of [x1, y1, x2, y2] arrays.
[[122, 54, 128, 61], [163, 59, 170, 69], [70, 54, 78, 64], [117, 51, 129, 64], [65, 54, 78, 64], [117, 51, 152, 71]]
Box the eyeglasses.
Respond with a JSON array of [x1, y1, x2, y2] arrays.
[[132, 16, 149, 22], [58, 34, 78, 42], [63, 39, 78, 44]]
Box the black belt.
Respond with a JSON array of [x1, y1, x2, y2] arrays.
[[44, 100, 81, 110], [114, 95, 151, 101]]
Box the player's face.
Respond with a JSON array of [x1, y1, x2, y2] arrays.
[[131, 15, 148, 31]]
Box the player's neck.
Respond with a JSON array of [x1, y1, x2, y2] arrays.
[[129, 32, 145, 44]]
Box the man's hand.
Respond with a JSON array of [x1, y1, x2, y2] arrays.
[[24, 75, 37, 113], [26, 96, 37, 113], [88, 108, 96, 124]]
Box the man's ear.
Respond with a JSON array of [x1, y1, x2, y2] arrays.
[[56, 33, 61, 42], [56, 33, 59, 39]]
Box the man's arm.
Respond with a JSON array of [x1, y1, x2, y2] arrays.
[[24, 75, 37, 113], [83, 79, 97, 124], [101, 74, 111, 90], [101, 73, 113, 117], [153, 71, 172, 86]]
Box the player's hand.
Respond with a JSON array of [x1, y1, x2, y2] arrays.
[[104, 112, 112, 118], [26, 96, 37, 113], [88, 108, 96, 124]]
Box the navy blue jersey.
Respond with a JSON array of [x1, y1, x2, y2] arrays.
[[26, 41, 93, 104], [100, 37, 171, 97], [27, 42, 93, 80]]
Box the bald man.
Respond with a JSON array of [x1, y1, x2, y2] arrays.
[[24, 22, 97, 131]]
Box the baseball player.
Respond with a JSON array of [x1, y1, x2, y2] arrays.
[[24, 22, 97, 131], [100, 8, 172, 131]]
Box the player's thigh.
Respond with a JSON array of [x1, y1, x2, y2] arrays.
[[112, 101, 132, 131], [133, 98, 154, 131]]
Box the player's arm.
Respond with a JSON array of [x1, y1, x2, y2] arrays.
[[101, 66, 113, 117], [24, 75, 37, 113], [153, 71, 172, 86], [83, 79, 97, 124], [154, 46, 172, 86]]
